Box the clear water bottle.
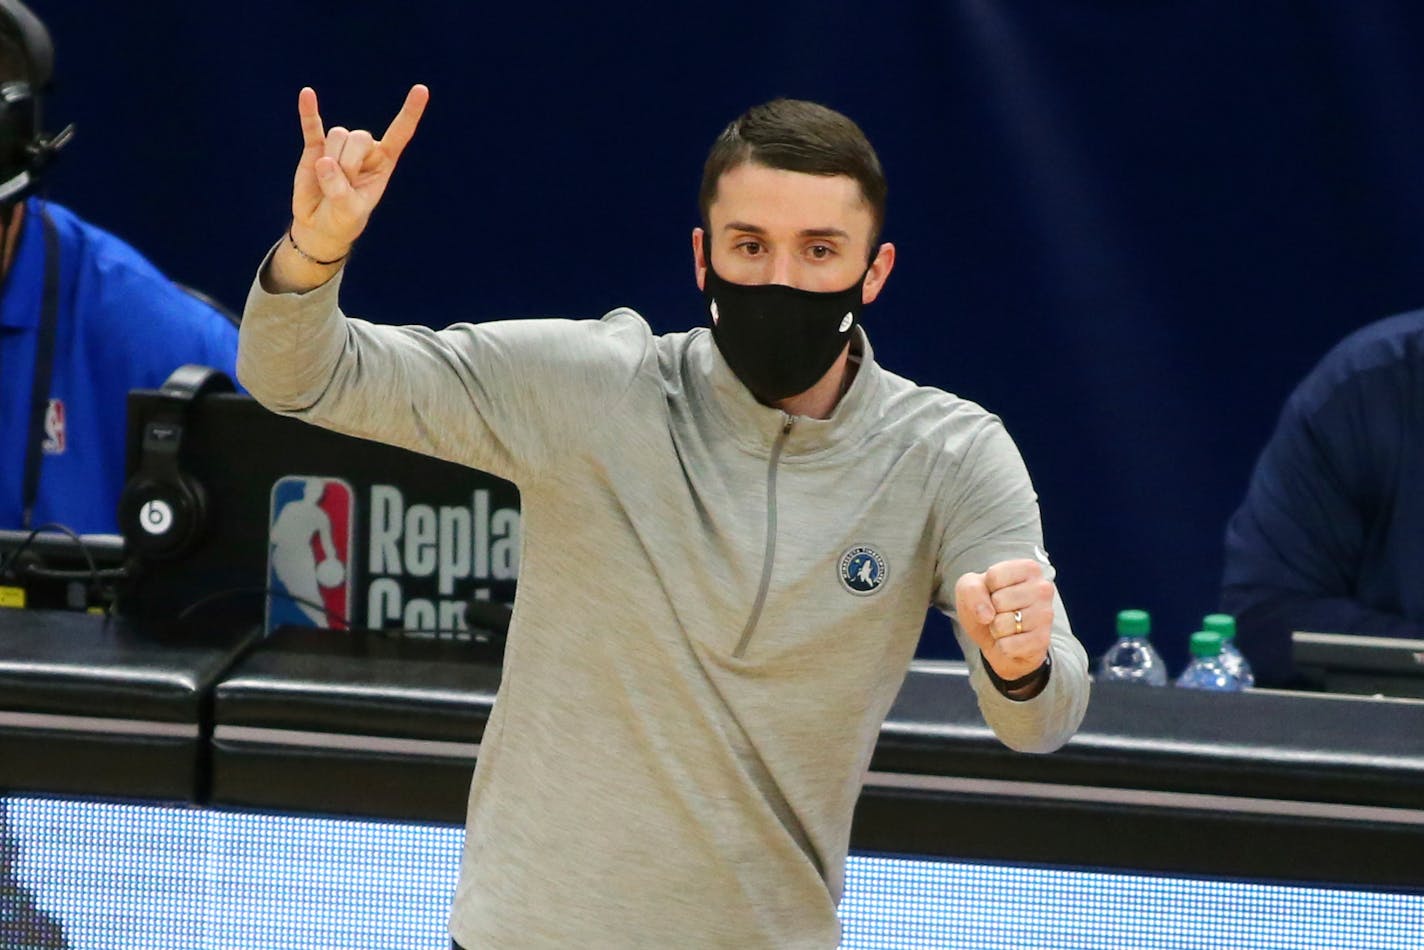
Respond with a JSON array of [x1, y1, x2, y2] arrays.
[[1202, 613, 1255, 688], [1097, 609, 1169, 685], [1175, 631, 1244, 691]]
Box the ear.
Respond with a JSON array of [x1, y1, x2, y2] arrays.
[[692, 226, 708, 291], [861, 242, 896, 305]]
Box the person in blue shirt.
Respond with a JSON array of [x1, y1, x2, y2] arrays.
[[0, 2, 237, 946], [0, 0, 238, 536], [1220, 309, 1424, 685]]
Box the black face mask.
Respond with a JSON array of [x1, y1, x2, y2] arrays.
[[703, 237, 868, 404]]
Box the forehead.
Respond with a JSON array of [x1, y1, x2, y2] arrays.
[[707, 162, 873, 237]]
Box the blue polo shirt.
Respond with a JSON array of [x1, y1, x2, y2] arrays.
[[0, 198, 239, 534], [1221, 309, 1424, 683]]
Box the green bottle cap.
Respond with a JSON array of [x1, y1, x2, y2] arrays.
[[1189, 630, 1225, 658], [1116, 609, 1150, 637], [1202, 613, 1236, 641]]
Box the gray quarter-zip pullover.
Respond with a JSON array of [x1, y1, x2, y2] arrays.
[[238, 265, 1090, 949]]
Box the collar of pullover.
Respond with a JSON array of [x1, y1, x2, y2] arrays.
[[690, 325, 883, 461]]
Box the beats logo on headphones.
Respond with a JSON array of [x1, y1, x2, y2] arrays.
[[138, 499, 175, 536]]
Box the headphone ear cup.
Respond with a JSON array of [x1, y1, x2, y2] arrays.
[[119, 472, 205, 561], [0, 80, 37, 196], [119, 364, 232, 563]]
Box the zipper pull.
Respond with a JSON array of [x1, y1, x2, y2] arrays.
[[781, 414, 795, 435]]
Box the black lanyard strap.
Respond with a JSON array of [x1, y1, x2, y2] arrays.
[[21, 205, 60, 529]]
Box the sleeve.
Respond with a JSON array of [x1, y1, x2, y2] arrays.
[[930, 416, 1090, 753], [1220, 368, 1424, 684], [236, 252, 649, 486]]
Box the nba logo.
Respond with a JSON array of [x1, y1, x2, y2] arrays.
[[42, 399, 65, 455], [267, 475, 355, 633]]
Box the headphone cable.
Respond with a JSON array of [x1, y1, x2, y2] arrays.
[[173, 585, 351, 631], [0, 520, 101, 589]]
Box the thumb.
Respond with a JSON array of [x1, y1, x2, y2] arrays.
[[308, 156, 367, 247], [954, 571, 996, 648], [314, 156, 353, 202]]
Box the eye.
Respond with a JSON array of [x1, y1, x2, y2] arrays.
[[734, 240, 763, 256], [808, 244, 835, 260]]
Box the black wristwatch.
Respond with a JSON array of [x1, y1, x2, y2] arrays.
[[982, 651, 1053, 695]]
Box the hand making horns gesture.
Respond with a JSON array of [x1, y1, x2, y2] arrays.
[[287, 84, 429, 266]]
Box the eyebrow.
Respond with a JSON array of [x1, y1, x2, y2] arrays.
[[722, 222, 852, 240]]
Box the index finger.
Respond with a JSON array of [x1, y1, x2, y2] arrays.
[[380, 84, 430, 160], [983, 558, 1042, 593], [298, 86, 326, 150]]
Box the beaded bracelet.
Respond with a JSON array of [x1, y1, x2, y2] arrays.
[[286, 226, 349, 267]]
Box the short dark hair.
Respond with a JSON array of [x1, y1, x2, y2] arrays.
[[0, 32, 28, 85], [698, 98, 887, 242], [0, 0, 40, 86]]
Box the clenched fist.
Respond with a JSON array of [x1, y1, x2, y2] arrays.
[[954, 558, 1055, 685]]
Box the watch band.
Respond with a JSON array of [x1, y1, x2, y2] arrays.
[[982, 651, 1053, 693]]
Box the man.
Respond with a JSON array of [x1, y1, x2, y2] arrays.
[[0, 0, 239, 535], [239, 85, 1090, 948], [1221, 309, 1424, 685], [0, 3, 237, 946]]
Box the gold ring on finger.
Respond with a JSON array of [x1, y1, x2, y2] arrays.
[[1013, 609, 1023, 635]]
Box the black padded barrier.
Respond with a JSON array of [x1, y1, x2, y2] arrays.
[[3, 611, 1423, 893], [0, 608, 258, 801]]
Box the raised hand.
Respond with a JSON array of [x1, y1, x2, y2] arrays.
[[271, 84, 429, 290], [954, 559, 1055, 685]]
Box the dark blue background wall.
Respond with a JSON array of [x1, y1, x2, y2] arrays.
[[34, 2, 1424, 672]]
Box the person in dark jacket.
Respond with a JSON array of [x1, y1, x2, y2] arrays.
[[1221, 309, 1424, 684]]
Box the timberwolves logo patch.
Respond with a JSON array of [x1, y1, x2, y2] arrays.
[[839, 545, 888, 596]]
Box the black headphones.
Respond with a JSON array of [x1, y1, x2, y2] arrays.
[[0, 0, 71, 205], [118, 364, 235, 561]]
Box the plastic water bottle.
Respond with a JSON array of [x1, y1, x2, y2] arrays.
[[1175, 631, 1244, 691], [1202, 613, 1255, 688], [1097, 609, 1169, 685]]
